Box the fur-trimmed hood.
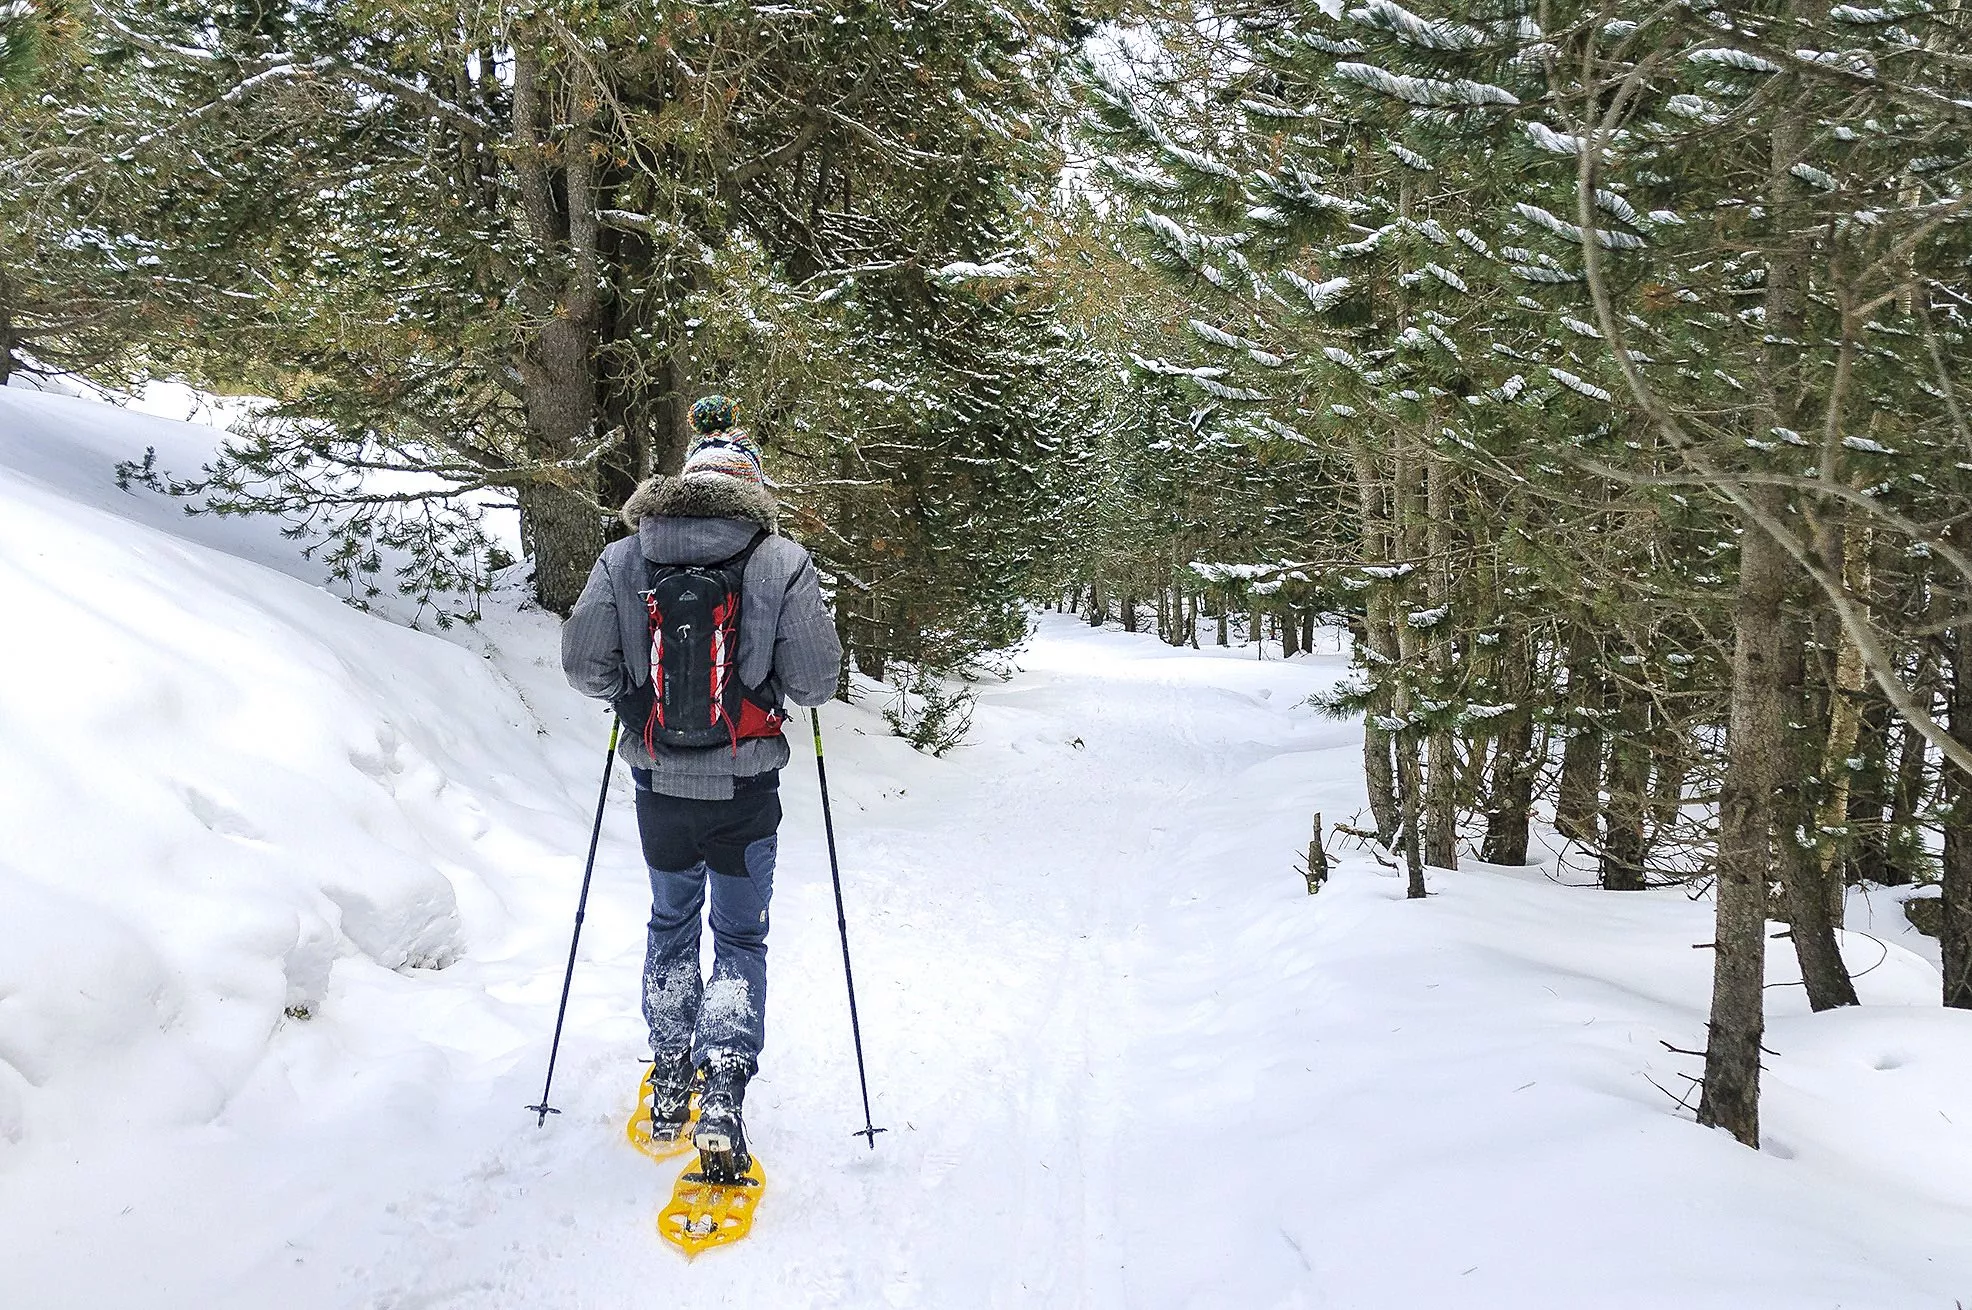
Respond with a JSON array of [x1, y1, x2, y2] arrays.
[[620, 473, 779, 535]]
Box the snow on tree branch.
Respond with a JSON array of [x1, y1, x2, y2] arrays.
[[1349, 0, 1485, 51], [1514, 202, 1647, 250], [1333, 62, 1519, 108]]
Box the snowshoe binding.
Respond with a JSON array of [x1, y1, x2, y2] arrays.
[[658, 1055, 765, 1256], [627, 1050, 699, 1162]]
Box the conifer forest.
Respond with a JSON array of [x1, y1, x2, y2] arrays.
[[5, 0, 1972, 1184]]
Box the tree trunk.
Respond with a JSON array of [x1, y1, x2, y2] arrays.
[[1481, 695, 1538, 866], [1883, 702, 1931, 886], [1424, 732, 1459, 870], [1775, 622, 1859, 1010], [1087, 581, 1104, 627], [1843, 695, 1902, 882], [1555, 624, 1604, 842], [1421, 453, 1457, 870], [1813, 516, 1871, 921], [1281, 604, 1301, 657], [1396, 724, 1427, 899], [1120, 593, 1138, 634], [1600, 685, 1650, 891], [0, 270, 15, 386], [1646, 721, 1691, 858], [509, 51, 605, 616], [1945, 613, 1972, 1009], [515, 478, 603, 617], [1698, 509, 1789, 1148]]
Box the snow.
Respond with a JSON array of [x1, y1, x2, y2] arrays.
[[1523, 121, 1584, 156], [1333, 62, 1519, 108], [4, 391, 1972, 1306], [1688, 47, 1783, 74]]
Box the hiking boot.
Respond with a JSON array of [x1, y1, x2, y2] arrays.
[[646, 1048, 697, 1143], [692, 1054, 753, 1182]]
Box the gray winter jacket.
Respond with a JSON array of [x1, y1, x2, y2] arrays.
[[560, 473, 843, 799]]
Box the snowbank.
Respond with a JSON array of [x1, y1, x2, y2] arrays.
[[0, 388, 579, 1148]]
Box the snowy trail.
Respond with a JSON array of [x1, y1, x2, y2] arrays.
[[311, 621, 1365, 1309], [7, 390, 1972, 1309]]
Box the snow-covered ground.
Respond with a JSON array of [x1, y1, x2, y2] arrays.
[[4, 388, 1971, 1309]]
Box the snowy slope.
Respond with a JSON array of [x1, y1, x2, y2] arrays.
[[4, 391, 1972, 1309]]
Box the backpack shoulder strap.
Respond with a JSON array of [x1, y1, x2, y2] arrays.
[[641, 530, 768, 589], [717, 529, 771, 571]]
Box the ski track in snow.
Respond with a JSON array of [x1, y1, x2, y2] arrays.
[[5, 387, 1972, 1309]]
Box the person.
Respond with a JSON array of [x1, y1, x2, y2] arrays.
[[560, 394, 842, 1180]]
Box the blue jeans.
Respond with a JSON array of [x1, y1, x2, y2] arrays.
[[634, 781, 779, 1071]]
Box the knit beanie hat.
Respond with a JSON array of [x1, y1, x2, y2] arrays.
[[680, 430, 770, 487]]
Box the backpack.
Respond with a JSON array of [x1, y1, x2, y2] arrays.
[[617, 531, 786, 755]]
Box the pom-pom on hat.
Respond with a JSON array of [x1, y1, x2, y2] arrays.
[[690, 394, 738, 435]]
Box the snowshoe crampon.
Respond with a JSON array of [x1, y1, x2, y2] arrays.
[[625, 1062, 698, 1163], [657, 1155, 766, 1256]]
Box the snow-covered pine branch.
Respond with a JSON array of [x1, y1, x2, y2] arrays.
[[1333, 62, 1519, 108], [1349, 0, 1485, 51], [1550, 368, 1613, 402], [1386, 139, 1436, 171], [1424, 263, 1469, 293], [1282, 269, 1355, 310], [1513, 202, 1647, 250], [1523, 121, 1584, 155], [1191, 319, 1263, 351], [1688, 47, 1782, 74]]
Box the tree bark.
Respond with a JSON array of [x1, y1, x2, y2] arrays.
[[1883, 701, 1930, 886], [1698, 508, 1789, 1147], [1646, 721, 1691, 858], [1421, 453, 1457, 870], [1351, 437, 1402, 845], [1775, 622, 1859, 1010], [1599, 684, 1650, 891], [0, 270, 15, 386], [1945, 613, 1972, 1009], [1813, 516, 1871, 920], [515, 477, 603, 616], [1555, 624, 1604, 842], [1481, 698, 1538, 865], [509, 49, 605, 616], [1395, 721, 1427, 900]]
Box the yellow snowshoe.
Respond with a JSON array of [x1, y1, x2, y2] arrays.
[[658, 1154, 766, 1256], [625, 1060, 698, 1163]]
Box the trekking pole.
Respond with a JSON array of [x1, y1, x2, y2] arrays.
[[529, 718, 621, 1127], [811, 707, 886, 1149]]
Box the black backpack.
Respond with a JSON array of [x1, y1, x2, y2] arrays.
[[616, 532, 786, 754]]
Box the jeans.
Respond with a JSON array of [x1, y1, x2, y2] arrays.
[[634, 779, 780, 1071]]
